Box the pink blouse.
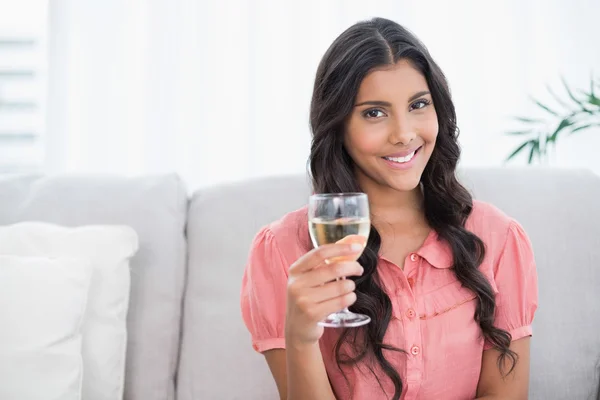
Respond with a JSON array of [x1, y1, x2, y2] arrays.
[[240, 200, 538, 399]]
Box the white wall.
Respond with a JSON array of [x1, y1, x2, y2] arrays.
[[338, 0, 600, 172], [46, 0, 600, 191]]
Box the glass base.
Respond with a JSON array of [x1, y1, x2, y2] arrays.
[[318, 310, 371, 328]]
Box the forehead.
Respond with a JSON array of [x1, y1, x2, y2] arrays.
[[356, 59, 429, 102]]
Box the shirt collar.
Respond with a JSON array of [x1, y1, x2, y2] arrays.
[[416, 229, 454, 269]]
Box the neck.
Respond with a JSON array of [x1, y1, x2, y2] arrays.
[[358, 176, 427, 230]]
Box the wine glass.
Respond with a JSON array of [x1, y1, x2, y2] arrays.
[[308, 192, 371, 328]]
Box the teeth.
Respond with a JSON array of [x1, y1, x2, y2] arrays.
[[384, 150, 416, 163]]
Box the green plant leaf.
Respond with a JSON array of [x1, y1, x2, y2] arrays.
[[513, 116, 544, 123], [506, 140, 533, 162], [561, 76, 584, 106], [530, 96, 559, 116], [528, 140, 540, 164], [543, 133, 553, 150], [562, 76, 594, 114], [505, 130, 533, 136], [569, 123, 594, 135], [575, 89, 600, 108], [546, 84, 573, 111], [587, 92, 600, 107], [549, 117, 575, 142]]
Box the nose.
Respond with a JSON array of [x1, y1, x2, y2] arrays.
[[388, 114, 416, 146]]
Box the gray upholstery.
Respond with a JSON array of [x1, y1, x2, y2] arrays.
[[460, 168, 600, 400], [0, 174, 188, 400], [1, 169, 599, 400], [177, 175, 311, 400]]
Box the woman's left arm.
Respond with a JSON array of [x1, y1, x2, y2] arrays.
[[476, 219, 538, 400], [475, 336, 531, 400]]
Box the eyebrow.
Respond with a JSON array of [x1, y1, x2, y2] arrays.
[[354, 90, 431, 107]]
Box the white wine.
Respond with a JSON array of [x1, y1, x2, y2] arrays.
[[308, 193, 372, 327], [309, 217, 370, 249]]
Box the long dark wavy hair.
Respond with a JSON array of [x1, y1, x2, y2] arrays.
[[308, 17, 517, 399]]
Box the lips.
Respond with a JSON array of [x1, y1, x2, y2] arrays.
[[382, 146, 422, 164], [384, 146, 422, 158]]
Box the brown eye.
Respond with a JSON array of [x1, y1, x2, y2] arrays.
[[363, 109, 386, 119], [410, 99, 431, 111]]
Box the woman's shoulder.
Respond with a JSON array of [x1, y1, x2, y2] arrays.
[[467, 200, 524, 253], [252, 206, 311, 260], [265, 205, 309, 240], [468, 199, 514, 227]]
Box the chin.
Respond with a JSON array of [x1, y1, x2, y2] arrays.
[[385, 174, 423, 192], [390, 181, 421, 193]]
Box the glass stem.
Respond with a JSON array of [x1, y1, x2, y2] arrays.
[[338, 276, 351, 313]]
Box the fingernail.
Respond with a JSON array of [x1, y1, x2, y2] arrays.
[[351, 243, 363, 251]]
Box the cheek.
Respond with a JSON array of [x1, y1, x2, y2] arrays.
[[346, 124, 387, 156], [420, 115, 439, 163], [423, 111, 439, 142], [349, 134, 382, 155]]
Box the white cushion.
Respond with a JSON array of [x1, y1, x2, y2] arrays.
[[0, 255, 93, 400], [0, 222, 139, 400]]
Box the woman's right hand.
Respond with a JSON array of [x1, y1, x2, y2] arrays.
[[285, 242, 365, 347]]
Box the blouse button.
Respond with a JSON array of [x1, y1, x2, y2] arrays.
[[407, 277, 415, 288], [410, 253, 418, 262], [411, 346, 421, 356], [406, 308, 416, 319]]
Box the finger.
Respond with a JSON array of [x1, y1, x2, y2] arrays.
[[307, 278, 356, 303], [290, 243, 364, 275], [312, 292, 358, 321], [300, 261, 363, 288]]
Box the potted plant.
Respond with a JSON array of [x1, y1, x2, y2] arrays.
[[505, 75, 600, 164]]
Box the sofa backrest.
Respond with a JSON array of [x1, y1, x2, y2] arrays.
[[0, 174, 188, 400], [179, 168, 600, 400], [177, 175, 311, 400], [460, 168, 600, 400]]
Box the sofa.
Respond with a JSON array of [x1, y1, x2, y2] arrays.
[[1, 168, 599, 400]]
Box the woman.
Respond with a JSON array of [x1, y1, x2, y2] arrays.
[[241, 17, 538, 400]]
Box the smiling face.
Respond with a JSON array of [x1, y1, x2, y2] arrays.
[[344, 59, 439, 195]]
